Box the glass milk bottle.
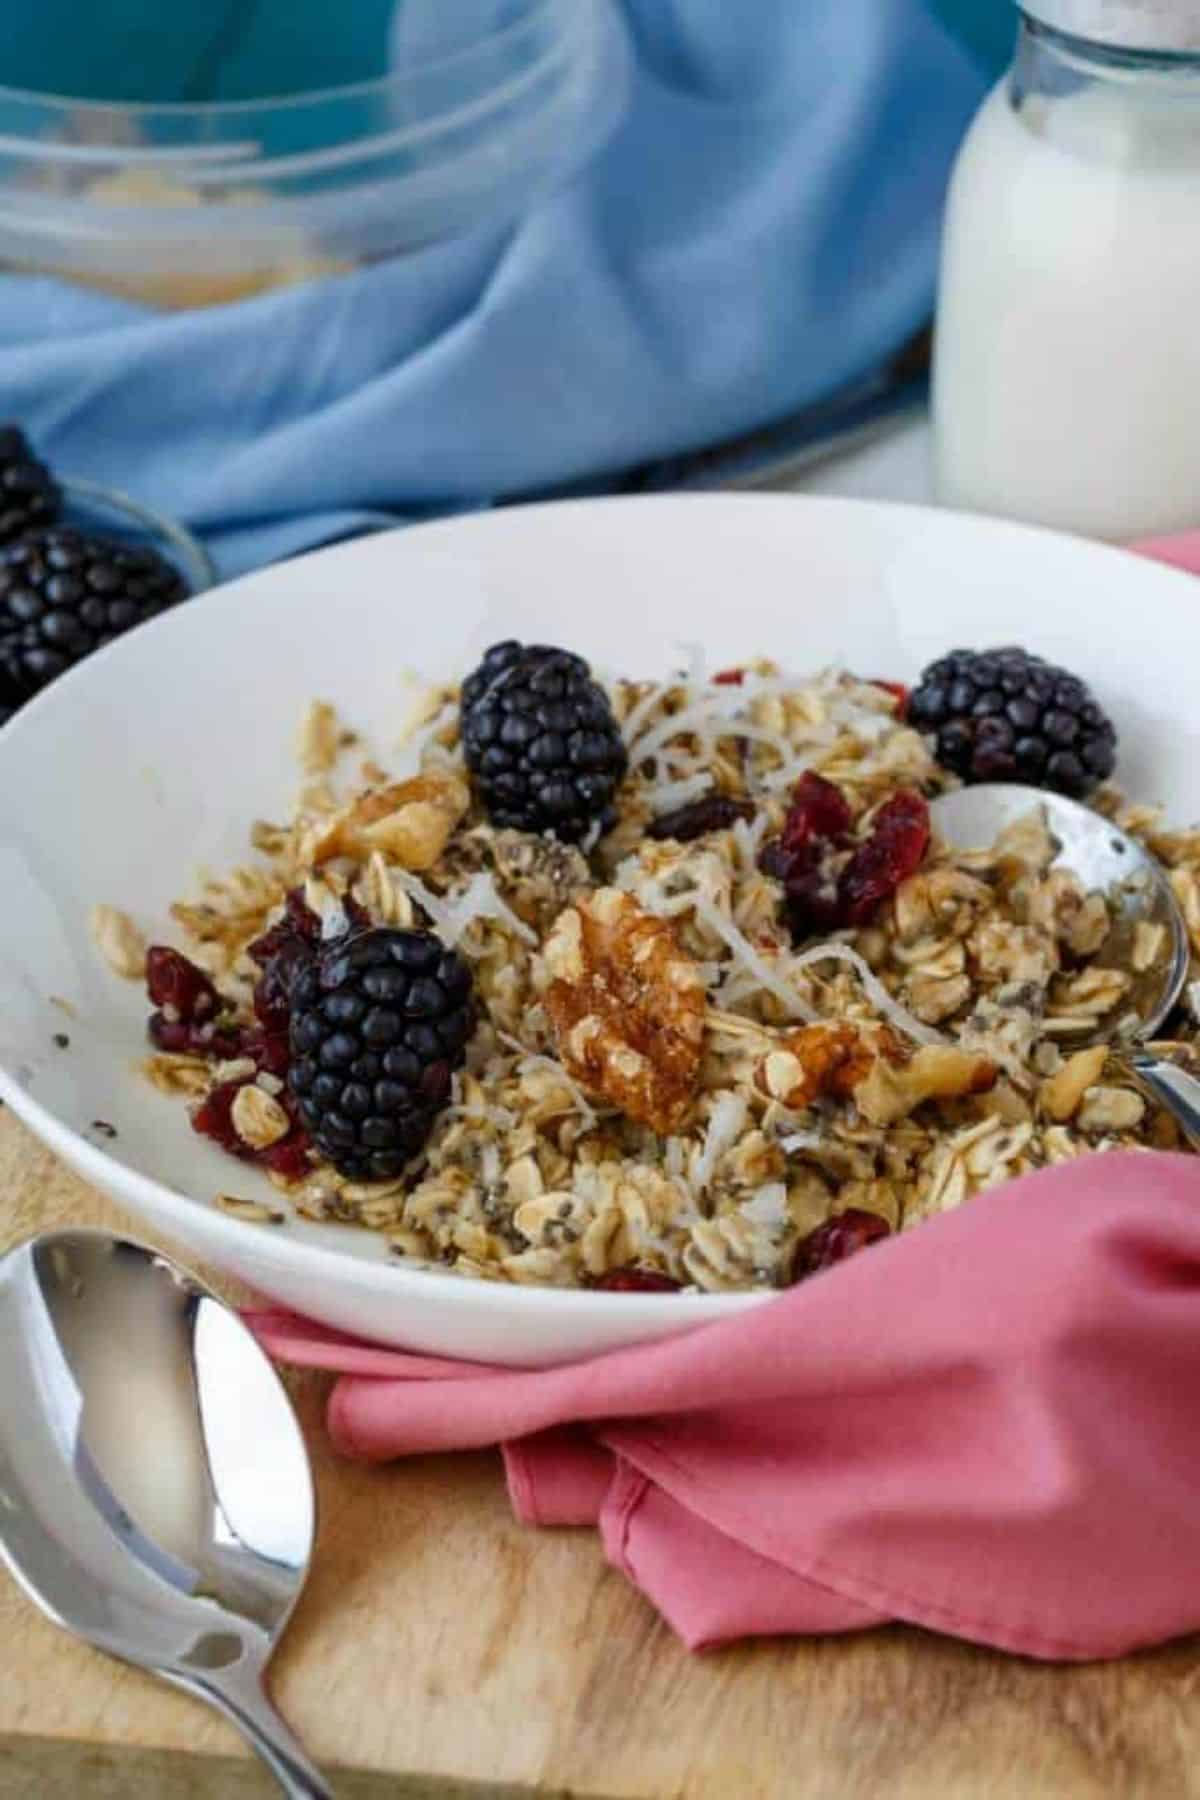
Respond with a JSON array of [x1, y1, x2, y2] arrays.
[[933, 2, 1200, 539]]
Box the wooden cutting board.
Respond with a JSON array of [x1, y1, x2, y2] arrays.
[[3, 1105, 1200, 1798]]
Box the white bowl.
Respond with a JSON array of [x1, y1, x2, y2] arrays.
[[3, 495, 1199, 1365]]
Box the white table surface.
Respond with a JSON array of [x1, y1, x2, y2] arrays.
[[773, 414, 933, 507]]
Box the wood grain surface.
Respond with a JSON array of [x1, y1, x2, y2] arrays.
[[4, 1105, 1200, 1798]]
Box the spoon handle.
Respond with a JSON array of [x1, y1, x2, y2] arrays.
[[1124, 1051, 1200, 1150], [189, 1667, 334, 1798]]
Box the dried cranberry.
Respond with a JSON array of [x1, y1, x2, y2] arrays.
[[148, 1013, 242, 1060], [759, 774, 851, 881], [246, 888, 322, 967], [713, 667, 744, 686], [791, 1209, 890, 1282], [782, 771, 853, 850], [780, 854, 846, 936], [253, 936, 315, 1034], [191, 1076, 311, 1179], [145, 946, 219, 1023], [870, 678, 910, 714], [759, 773, 855, 932], [248, 888, 368, 1037], [239, 1025, 291, 1078], [593, 1268, 682, 1293], [763, 778, 930, 938], [261, 1134, 312, 1181], [648, 794, 755, 843], [837, 791, 930, 927]]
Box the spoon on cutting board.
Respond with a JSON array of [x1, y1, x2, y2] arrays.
[[0, 1229, 332, 1798], [932, 784, 1200, 1145]]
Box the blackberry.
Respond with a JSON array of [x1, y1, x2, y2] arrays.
[[908, 646, 1117, 800], [0, 526, 187, 710], [287, 927, 473, 1181], [0, 425, 61, 547], [0, 661, 22, 730], [460, 640, 627, 842]]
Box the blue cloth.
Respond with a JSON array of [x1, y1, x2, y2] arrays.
[[0, 0, 989, 580]]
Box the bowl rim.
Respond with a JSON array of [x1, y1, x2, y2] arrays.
[[61, 475, 217, 591], [4, 489, 1199, 1324], [0, 0, 577, 122]]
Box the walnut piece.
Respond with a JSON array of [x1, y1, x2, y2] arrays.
[[306, 770, 469, 870], [543, 888, 705, 1133], [759, 1022, 871, 1109], [852, 1044, 997, 1127]]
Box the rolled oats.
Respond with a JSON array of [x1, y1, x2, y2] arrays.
[[297, 700, 342, 774], [216, 1194, 286, 1225], [91, 905, 147, 980], [230, 1084, 291, 1151], [1077, 1086, 1146, 1135], [120, 671, 1197, 1290], [141, 1052, 212, 1096]]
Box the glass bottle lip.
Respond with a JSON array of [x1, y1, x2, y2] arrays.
[[1019, 3, 1200, 54]]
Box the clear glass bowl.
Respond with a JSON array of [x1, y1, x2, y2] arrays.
[[60, 476, 217, 592], [0, 0, 630, 309]]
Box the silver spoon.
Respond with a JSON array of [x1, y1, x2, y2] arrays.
[[0, 1229, 332, 1798], [931, 783, 1200, 1145]]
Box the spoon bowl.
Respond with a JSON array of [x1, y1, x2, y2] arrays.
[[0, 1229, 331, 1797], [932, 783, 1190, 1044], [932, 783, 1200, 1146]]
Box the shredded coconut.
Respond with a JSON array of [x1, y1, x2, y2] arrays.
[[740, 1181, 789, 1230], [635, 708, 797, 774], [643, 772, 714, 811], [789, 942, 946, 1046], [732, 812, 770, 865], [497, 1031, 600, 1128], [480, 1143, 502, 1188], [688, 893, 818, 1022], [779, 1131, 827, 1153], [393, 870, 453, 934], [396, 870, 536, 949], [678, 641, 708, 688], [694, 1093, 748, 1190], [622, 681, 674, 747]]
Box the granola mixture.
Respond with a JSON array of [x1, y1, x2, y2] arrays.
[[99, 658, 1200, 1292]]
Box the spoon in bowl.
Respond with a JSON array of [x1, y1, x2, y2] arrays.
[[0, 1229, 332, 1798], [931, 784, 1200, 1146]]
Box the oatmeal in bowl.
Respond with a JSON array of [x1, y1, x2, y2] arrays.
[[94, 637, 1199, 1295]]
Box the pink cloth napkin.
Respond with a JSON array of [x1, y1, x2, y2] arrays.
[[250, 532, 1200, 1660], [250, 1152, 1200, 1660], [1135, 532, 1200, 574]]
